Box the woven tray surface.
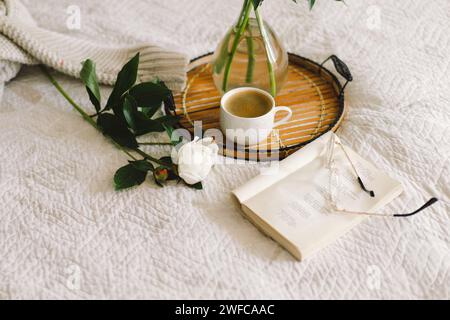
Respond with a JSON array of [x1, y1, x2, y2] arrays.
[[171, 53, 346, 161]]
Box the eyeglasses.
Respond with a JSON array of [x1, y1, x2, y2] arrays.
[[326, 134, 438, 218]]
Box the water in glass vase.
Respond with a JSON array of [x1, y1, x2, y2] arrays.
[[213, 17, 289, 97]]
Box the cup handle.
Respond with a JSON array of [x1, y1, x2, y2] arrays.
[[274, 107, 293, 127]]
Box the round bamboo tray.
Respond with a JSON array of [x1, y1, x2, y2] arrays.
[[168, 53, 348, 161]]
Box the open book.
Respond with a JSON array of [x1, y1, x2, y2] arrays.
[[233, 132, 403, 261]]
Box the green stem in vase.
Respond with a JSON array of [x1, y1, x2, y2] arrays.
[[222, 0, 252, 93], [213, 0, 249, 75], [245, 29, 255, 83], [236, 0, 251, 31], [254, 7, 277, 96]]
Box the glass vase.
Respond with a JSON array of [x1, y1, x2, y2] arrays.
[[212, 1, 289, 97]]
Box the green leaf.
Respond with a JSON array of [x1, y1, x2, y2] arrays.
[[129, 82, 171, 118], [308, 0, 316, 10], [159, 156, 173, 164], [129, 160, 154, 172], [158, 156, 175, 170], [130, 82, 171, 108], [123, 94, 138, 130], [114, 164, 148, 190], [97, 113, 139, 149], [80, 59, 101, 112], [156, 115, 180, 127], [106, 53, 140, 110], [132, 114, 179, 137], [133, 114, 165, 136], [112, 97, 127, 124], [164, 124, 183, 146], [187, 182, 203, 190], [162, 82, 177, 112]]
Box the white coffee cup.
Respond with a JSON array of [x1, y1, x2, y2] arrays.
[[220, 87, 293, 146]]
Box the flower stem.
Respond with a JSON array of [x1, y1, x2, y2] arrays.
[[254, 7, 277, 96], [123, 149, 138, 161], [139, 142, 173, 146], [222, 0, 252, 93], [134, 149, 173, 168], [40, 65, 98, 128], [40, 65, 140, 161]]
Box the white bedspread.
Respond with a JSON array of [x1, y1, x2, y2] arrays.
[[0, 0, 449, 300]]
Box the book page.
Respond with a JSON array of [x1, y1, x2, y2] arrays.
[[233, 133, 333, 204]]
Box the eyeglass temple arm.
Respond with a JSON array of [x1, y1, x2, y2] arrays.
[[357, 177, 375, 198], [336, 140, 376, 198], [394, 198, 439, 218]]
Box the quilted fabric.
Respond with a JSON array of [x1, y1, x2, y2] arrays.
[[0, 0, 449, 300]]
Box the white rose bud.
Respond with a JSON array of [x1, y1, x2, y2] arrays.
[[172, 137, 219, 185]]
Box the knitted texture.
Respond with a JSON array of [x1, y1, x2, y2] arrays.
[[0, 0, 188, 94], [0, 0, 449, 300]]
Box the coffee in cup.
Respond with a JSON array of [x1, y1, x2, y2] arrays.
[[220, 88, 293, 146]]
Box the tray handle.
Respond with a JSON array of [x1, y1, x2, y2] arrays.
[[320, 55, 353, 97]]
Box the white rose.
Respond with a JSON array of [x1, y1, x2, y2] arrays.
[[172, 137, 219, 185]]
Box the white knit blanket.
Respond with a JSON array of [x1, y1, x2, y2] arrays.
[[0, 0, 187, 95], [0, 0, 449, 300]]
